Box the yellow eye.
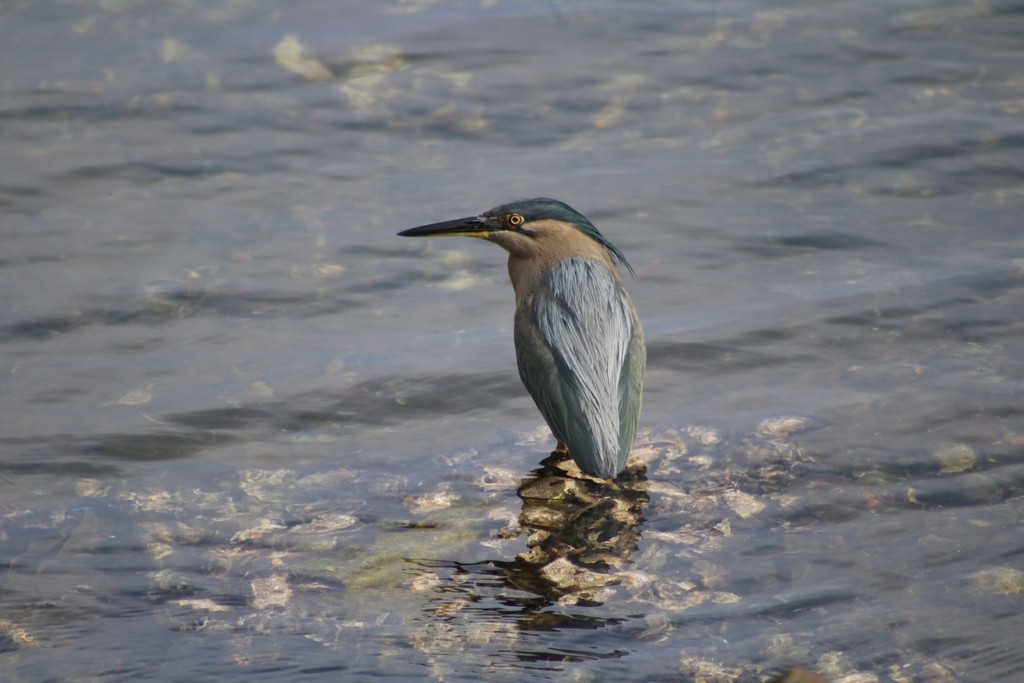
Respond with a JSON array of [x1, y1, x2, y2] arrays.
[[508, 213, 524, 227]]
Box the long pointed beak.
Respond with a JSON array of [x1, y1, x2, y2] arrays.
[[397, 215, 497, 238]]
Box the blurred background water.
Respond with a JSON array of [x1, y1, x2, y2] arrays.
[[2, 0, 1024, 681]]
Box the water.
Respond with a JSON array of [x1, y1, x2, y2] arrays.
[[2, 0, 1024, 680]]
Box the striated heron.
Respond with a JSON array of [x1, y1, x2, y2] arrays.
[[398, 197, 645, 479]]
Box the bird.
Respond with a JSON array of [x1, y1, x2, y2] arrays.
[[398, 197, 645, 479]]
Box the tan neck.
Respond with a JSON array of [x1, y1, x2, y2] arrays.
[[500, 219, 617, 303]]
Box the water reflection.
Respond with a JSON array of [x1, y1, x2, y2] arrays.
[[403, 453, 649, 670], [498, 452, 648, 604], [401, 448, 649, 669]]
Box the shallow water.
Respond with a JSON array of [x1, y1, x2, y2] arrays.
[[2, 1, 1024, 681]]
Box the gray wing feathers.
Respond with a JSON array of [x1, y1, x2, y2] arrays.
[[514, 258, 644, 478], [618, 315, 646, 468]]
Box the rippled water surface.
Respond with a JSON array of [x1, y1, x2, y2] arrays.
[[3, 1, 1024, 681]]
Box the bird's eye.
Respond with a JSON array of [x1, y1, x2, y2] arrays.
[[508, 213, 524, 227]]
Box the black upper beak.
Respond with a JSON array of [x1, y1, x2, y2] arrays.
[[397, 215, 497, 238]]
